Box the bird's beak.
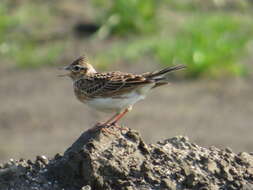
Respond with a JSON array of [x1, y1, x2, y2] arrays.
[[58, 66, 70, 77], [59, 66, 71, 70]]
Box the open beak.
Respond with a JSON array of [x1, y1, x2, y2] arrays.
[[57, 66, 70, 77]]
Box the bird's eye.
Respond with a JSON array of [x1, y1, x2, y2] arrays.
[[72, 65, 81, 72]]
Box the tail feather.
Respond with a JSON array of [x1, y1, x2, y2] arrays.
[[145, 65, 186, 88], [148, 65, 186, 79]]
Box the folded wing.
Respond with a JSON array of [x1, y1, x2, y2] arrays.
[[75, 72, 153, 98]]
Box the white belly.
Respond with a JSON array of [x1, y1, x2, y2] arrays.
[[86, 91, 145, 112]]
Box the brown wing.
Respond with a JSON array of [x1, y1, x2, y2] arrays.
[[74, 71, 153, 98]]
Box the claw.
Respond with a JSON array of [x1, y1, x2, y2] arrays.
[[101, 127, 117, 135], [110, 122, 128, 131], [94, 122, 118, 136]]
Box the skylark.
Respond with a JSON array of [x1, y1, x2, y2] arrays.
[[60, 55, 185, 129]]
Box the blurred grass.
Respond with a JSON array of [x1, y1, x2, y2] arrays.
[[155, 13, 253, 77], [0, 2, 63, 68], [92, 0, 157, 37], [165, 0, 252, 10], [93, 1, 253, 78], [1, 0, 253, 78]]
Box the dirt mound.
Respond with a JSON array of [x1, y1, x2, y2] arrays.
[[1, 126, 253, 190]]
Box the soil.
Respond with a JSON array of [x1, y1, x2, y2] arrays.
[[1, 127, 253, 190]]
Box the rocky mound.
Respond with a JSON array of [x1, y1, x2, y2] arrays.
[[0, 126, 253, 190]]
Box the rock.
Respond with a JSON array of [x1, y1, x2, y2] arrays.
[[0, 125, 253, 190]]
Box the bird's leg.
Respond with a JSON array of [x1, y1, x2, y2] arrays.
[[100, 112, 121, 127], [94, 114, 119, 135], [96, 107, 131, 132], [110, 107, 132, 127]]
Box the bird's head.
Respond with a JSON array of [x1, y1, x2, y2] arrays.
[[59, 56, 97, 80]]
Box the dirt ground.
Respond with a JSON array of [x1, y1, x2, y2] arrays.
[[0, 60, 253, 163], [2, 127, 253, 190]]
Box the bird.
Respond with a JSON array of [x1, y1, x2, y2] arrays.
[[60, 55, 185, 130]]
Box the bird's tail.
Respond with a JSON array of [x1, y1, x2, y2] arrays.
[[145, 65, 186, 88], [148, 65, 186, 79]]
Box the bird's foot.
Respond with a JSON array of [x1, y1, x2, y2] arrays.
[[94, 122, 118, 136], [101, 127, 117, 135], [110, 122, 128, 131], [95, 122, 112, 129]]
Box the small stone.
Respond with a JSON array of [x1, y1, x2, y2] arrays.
[[183, 173, 196, 188], [247, 167, 253, 175], [81, 185, 91, 190], [153, 147, 165, 155], [225, 147, 233, 153], [207, 161, 220, 174], [36, 155, 48, 165], [144, 171, 159, 184], [19, 158, 25, 162], [161, 179, 177, 190], [126, 130, 140, 142], [27, 160, 33, 165], [123, 186, 135, 190], [238, 152, 253, 166], [54, 153, 63, 160], [9, 158, 15, 163], [220, 160, 228, 168], [199, 187, 209, 190]]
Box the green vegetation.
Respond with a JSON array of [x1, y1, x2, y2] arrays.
[[92, 0, 157, 37], [154, 14, 252, 77], [0, 2, 63, 68], [1, 0, 253, 77], [93, 1, 253, 78]]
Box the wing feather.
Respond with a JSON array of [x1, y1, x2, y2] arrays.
[[74, 72, 153, 97]]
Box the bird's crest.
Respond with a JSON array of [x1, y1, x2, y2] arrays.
[[70, 55, 96, 74]]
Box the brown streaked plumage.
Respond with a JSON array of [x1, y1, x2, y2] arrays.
[[61, 55, 186, 128]]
